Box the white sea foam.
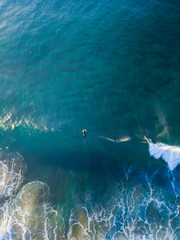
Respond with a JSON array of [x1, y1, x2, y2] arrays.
[[67, 181, 179, 240], [0, 149, 64, 239], [148, 141, 180, 171], [0, 176, 179, 239], [0, 150, 26, 197], [0, 181, 61, 240], [0, 148, 179, 239]]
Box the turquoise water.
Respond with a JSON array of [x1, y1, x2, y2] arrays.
[[0, 0, 180, 239]]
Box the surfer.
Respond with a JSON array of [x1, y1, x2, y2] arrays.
[[82, 129, 87, 138]]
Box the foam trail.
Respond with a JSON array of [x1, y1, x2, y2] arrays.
[[168, 169, 178, 195], [148, 141, 180, 171], [99, 136, 131, 143]]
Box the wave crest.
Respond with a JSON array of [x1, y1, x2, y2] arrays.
[[148, 142, 180, 171]]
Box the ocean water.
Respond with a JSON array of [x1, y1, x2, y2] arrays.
[[0, 0, 180, 239]]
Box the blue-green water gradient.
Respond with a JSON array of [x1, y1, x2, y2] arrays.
[[0, 0, 180, 239]]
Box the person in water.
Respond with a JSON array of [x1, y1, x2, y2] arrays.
[[82, 129, 87, 138]]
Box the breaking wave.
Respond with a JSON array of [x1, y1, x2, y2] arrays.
[[148, 141, 180, 171]]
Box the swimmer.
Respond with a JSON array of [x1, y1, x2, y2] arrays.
[[82, 129, 87, 138]]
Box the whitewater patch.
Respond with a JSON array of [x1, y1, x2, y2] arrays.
[[148, 141, 180, 171], [0, 181, 61, 240], [66, 181, 180, 240], [0, 149, 27, 197], [0, 148, 179, 239], [0, 149, 63, 240]]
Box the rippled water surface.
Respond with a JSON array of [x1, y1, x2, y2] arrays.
[[0, 0, 180, 239]]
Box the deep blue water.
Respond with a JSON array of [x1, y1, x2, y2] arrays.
[[0, 0, 180, 239]]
